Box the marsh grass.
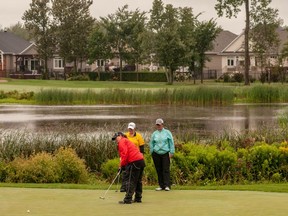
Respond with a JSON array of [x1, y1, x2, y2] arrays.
[[34, 87, 235, 105], [0, 125, 119, 172]]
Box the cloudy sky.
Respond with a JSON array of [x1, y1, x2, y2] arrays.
[[1, 0, 288, 34]]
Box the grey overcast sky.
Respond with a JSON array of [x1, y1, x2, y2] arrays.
[[1, 0, 287, 34]]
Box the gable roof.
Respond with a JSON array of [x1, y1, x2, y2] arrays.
[[207, 30, 238, 54], [222, 27, 288, 54], [0, 31, 32, 54]]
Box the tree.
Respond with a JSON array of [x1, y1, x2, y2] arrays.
[[88, 22, 112, 64], [215, 0, 279, 85], [249, 1, 281, 82], [23, 0, 55, 79], [193, 20, 221, 83], [88, 5, 146, 79], [149, 1, 186, 84], [51, 0, 94, 76], [6, 22, 31, 40], [178, 7, 197, 82]]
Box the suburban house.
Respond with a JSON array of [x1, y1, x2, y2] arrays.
[[212, 27, 288, 79], [0, 31, 39, 78], [204, 30, 238, 79]]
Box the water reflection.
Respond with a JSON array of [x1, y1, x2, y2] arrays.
[[0, 104, 287, 137]]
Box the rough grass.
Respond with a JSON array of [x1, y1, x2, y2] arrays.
[[0, 187, 287, 216]]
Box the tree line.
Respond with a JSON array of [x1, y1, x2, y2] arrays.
[[4, 0, 287, 84]]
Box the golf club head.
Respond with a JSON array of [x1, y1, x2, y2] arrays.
[[99, 196, 105, 200]]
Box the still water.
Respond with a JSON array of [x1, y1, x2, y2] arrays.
[[0, 104, 287, 137]]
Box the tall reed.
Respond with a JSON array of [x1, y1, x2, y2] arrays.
[[34, 87, 235, 105]]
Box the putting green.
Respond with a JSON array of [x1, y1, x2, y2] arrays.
[[0, 188, 287, 216]]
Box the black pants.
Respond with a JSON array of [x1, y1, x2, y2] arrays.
[[120, 169, 127, 191], [123, 159, 145, 202], [152, 152, 171, 189]]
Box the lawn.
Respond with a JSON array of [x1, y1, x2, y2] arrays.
[[0, 79, 237, 92], [0, 187, 287, 216]]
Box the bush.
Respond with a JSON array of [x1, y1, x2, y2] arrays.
[[100, 158, 119, 181], [6, 153, 58, 183], [0, 160, 8, 182], [247, 143, 281, 181], [54, 147, 89, 183], [4, 148, 89, 183], [67, 75, 90, 81]]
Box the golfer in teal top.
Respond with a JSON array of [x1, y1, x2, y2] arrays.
[[149, 118, 175, 191]]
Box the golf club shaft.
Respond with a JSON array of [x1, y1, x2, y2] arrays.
[[116, 172, 121, 192], [101, 170, 121, 198]]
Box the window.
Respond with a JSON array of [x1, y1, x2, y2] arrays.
[[25, 58, 39, 70], [54, 57, 64, 69], [227, 57, 235, 67], [97, 59, 105, 67]]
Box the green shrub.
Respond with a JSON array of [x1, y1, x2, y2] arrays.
[[233, 72, 244, 83], [6, 153, 58, 183], [54, 147, 89, 183], [100, 158, 119, 181], [67, 75, 90, 81], [5, 148, 89, 183], [142, 154, 157, 185], [247, 143, 281, 180], [0, 160, 8, 182]]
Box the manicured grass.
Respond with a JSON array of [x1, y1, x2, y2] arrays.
[[0, 187, 287, 216], [0, 79, 196, 92], [0, 79, 244, 92]]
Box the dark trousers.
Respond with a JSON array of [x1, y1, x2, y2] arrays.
[[124, 159, 145, 202], [120, 170, 127, 191], [152, 152, 171, 189]]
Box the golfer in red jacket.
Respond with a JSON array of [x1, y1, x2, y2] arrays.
[[112, 132, 145, 204]]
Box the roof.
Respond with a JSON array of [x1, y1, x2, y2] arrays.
[[222, 27, 288, 54], [0, 31, 32, 54], [275, 27, 288, 51], [209, 30, 238, 53]]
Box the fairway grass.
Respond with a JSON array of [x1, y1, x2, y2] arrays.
[[0, 188, 287, 216]]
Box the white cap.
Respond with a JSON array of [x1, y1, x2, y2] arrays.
[[128, 122, 136, 130], [155, 118, 164, 125]]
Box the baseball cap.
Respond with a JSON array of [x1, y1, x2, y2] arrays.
[[128, 122, 136, 130], [155, 118, 164, 125], [112, 132, 125, 140]]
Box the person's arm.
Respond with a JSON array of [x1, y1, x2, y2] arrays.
[[139, 145, 144, 154], [138, 133, 145, 154], [149, 133, 155, 154], [167, 130, 175, 156]]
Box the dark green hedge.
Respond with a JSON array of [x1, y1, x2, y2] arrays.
[[87, 71, 167, 82]]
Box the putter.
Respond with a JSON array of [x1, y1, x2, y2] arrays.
[[99, 170, 121, 200], [115, 172, 121, 192]]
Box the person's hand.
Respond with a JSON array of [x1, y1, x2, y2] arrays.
[[118, 167, 123, 174], [169, 153, 174, 158], [118, 166, 125, 174]]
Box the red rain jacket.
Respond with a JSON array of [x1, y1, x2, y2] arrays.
[[118, 137, 144, 167]]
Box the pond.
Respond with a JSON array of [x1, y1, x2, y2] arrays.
[[1, 104, 287, 138]]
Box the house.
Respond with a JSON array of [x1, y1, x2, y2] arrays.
[[204, 30, 238, 79], [218, 27, 288, 79], [0, 31, 91, 79], [0, 31, 40, 78]]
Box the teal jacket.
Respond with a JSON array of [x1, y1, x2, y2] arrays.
[[149, 128, 175, 155]]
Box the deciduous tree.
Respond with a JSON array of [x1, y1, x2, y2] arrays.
[[52, 0, 94, 76], [23, 0, 55, 79]]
